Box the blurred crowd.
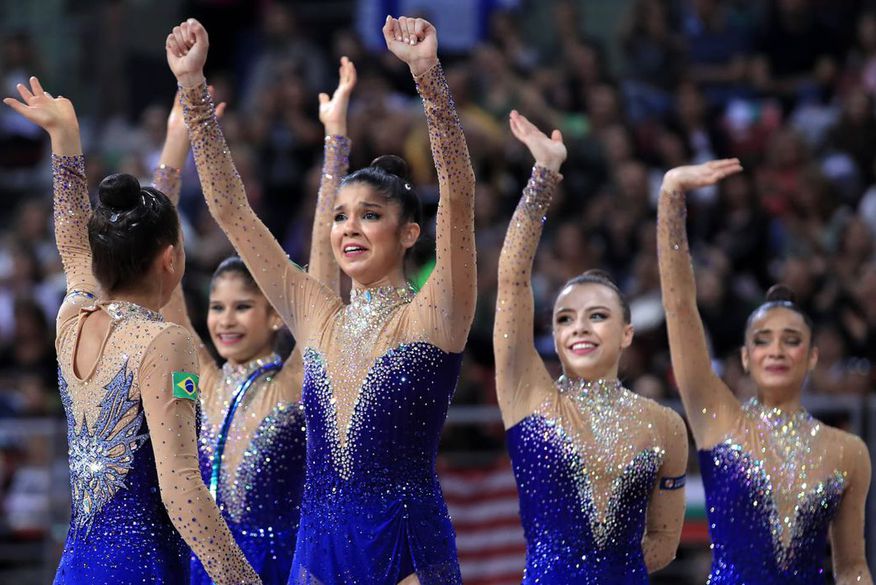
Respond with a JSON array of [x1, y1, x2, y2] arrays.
[[0, 0, 873, 443]]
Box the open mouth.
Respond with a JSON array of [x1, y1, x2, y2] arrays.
[[216, 333, 244, 346], [343, 244, 368, 258], [569, 341, 597, 356]]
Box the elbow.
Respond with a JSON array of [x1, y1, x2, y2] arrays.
[[645, 536, 679, 574]]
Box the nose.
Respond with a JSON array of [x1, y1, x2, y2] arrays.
[[572, 316, 591, 336], [767, 339, 785, 358], [218, 308, 237, 328], [343, 215, 361, 237]]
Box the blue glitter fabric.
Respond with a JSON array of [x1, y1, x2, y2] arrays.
[[507, 407, 662, 584], [184, 54, 475, 584], [55, 365, 190, 583], [190, 356, 306, 585], [699, 443, 844, 584], [288, 342, 462, 584]]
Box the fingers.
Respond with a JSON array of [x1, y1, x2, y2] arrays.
[[413, 18, 430, 42], [215, 101, 227, 118], [29, 76, 45, 96], [16, 82, 34, 103], [2, 97, 27, 117], [398, 16, 410, 44], [172, 26, 188, 55], [551, 129, 563, 143], [382, 16, 395, 44], [318, 92, 329, 105], [166, 34, 181, 58], [188, 18, 208, 46]]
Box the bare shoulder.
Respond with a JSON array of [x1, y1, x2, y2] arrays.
[[631, 393, 688, 441], [821, 423, 870, 474]]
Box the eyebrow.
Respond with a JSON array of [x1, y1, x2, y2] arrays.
[[752, 327, 804, 335], [554, 305, 613, 314], [333, 201, 386, 212]]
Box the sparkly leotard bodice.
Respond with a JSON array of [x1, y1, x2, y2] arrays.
[[157, 132, 349, 585], [51, 155, 257, 584], [190, 354, 306, 585], [507, 378, 669, 584], [495, 166, 687, 584], [184, 60, 476, 585], [699, 400, 846, 584]]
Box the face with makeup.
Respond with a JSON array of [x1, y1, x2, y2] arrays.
[[207, 274, 281, 366], [331, 183, 420, 288], [741, 306, 817, 398], [552, 282, 634, 380]]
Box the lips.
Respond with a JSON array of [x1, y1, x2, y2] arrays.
[[216, 333, 244, 346], [764, 364, 789, 373], [569, 341, 598, 356], [342, 243, 368, 258]]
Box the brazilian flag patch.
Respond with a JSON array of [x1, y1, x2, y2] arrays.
[[172, 371, 199, 401]]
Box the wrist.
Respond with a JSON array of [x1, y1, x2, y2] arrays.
[[536, 158, 563, 173], [176, 71, 206, 89], [409, 57, 439, 78], [48, 127, 82, 156], [324, 124, 347, 137]]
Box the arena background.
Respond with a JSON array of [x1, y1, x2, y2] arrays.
[[0, 0, 874, 582]]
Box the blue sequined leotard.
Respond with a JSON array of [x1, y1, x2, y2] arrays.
[[495, 165, 687, 584], [699, 399, 847, 584], [189, 354, 306, 585], [51, 155, 259, 584], [183, 59, 476, 585]]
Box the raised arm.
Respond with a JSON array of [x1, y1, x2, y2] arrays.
[[494, 111, 565, 427], [4, 77, 95, 322], [140, 325, 260, 584], [642, 409, 688, 573], [311, 57, 355, 293], [154, 91, 217, 374], [383, 16, 477, 352], [831, 435, 873, 585], [657, 160, 742, 448], [166, 19, 339, 341]]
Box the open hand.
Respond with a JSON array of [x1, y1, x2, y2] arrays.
[[319, 56, 357, 136], [166, 18, 209, 88], [382, 16, 438, 76], [509, 110, 566, 173], [3, 77, 78, 134], [662, 159, 743, 193]]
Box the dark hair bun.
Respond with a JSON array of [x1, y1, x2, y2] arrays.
[[98, 173, 141, 211], [370, 155, 410, 180], [765, 284, 796, 304]]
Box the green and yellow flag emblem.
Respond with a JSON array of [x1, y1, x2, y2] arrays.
[[172, 371, 199, 401]]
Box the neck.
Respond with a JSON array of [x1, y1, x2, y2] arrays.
[[225, 347, 277, 368], [562, 364, 620, 382], [110, 289, 163, 313], [756, 387, 802, 413], [351, 269, 408, 291]]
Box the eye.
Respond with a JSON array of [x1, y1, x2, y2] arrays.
[[753, 337, 768, 346], [209, 303, 223, 313], [784, 336, 802, 346], [363, 211, 381, 220], [556, 315, 572, 325], [236, 303, 253, 312], [590, 311, 607, 321], [333, 212, 347, 222]]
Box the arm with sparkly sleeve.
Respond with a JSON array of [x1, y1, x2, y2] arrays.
[[168, 20, 339, 341], [311, 57, 356, 293], [413, 61, 476, 351], [831, 435, 873, 584], [3, 77, 96, 322], [642, 408, 688, 572], [494, 111, 566, 426], [656, 160, 743, 449], [494, 165, 559, 426], [140, 325, 260, 584], [154, 94, 218, 379], [381, 16, 475, 351]]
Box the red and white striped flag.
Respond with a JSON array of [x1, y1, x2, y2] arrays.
[[440, 457, 527, 585]]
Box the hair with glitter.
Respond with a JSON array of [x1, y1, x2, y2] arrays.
[[340, 155, 423, 226], [88, 173, 179, 292], [559, 269, 631, 324], [744, 284, 814, 337]]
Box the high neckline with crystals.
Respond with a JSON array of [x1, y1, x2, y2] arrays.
[[556, 375, 623, 403], [348, 284, 416, 310], [222, 353, 282, 381], [744, 398, 812, 433], [103, 300, 164, 323]]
